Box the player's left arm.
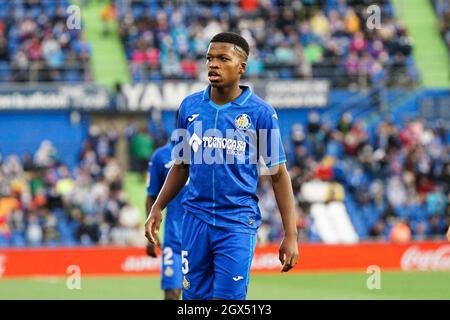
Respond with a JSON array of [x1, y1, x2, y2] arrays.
[[259, 106, 298, 271], [447, 226, 450, 242], [269, 163, 299, 272]]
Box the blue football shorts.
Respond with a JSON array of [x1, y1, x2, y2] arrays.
[[161, 219, 183, 291], [181, 212, 257, 300]]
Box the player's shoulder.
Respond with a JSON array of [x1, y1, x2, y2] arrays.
[[178, 90, 204, 120], [180, 90, 204, 108], [247, 92, 277, 117], [149, 144, 170, 163]]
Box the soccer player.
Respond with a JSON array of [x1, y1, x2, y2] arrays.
[[145, 112, 186, 300], [145, 32, 299, 300]]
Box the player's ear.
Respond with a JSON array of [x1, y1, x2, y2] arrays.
[[239, 61, 247, 75]]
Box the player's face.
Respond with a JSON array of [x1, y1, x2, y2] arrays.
[[206, 42, 246, 88]]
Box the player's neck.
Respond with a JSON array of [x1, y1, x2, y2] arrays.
[[210, 85, 242, 106]]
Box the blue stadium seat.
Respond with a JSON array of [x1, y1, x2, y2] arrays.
[[63, 238, 77, 246], [307, 227, 322, 243], [0, 234, 8, 247], [45, 240, 60, 248], [44, 6, 56, 17], [0, 3, 7, 19], [279, 69, 294, 79], [64, 70, 81, 82], [132, 6, 145, 19], [53, 209, 66, 220], [10, 231, 26, 247], [30, 6, 42, 18], [80, 237, 92, 246], [0, 62, 11, 81]]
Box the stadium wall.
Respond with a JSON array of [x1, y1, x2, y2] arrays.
[[1, 84, 448, 170], [0, 111, 90, 168], [1, 241, 448, 277]]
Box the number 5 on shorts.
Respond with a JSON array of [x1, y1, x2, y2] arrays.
[[181, 250, 189, 274]]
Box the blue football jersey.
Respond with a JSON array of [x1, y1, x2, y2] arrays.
[[147, 143, 186, 233], [173, 85, 286, 234], [147, 143, 186, 290]]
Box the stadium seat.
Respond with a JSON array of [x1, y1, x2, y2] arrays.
[[1, 0, 90, 83], [0, 234, 8, 247], [10, 231, 26, 247]]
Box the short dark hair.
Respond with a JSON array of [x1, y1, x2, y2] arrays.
[[210, 32, 250, 57]]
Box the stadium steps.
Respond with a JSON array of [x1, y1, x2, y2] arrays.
[[343, 194, 369, 238], [321, 89, 378, 124], [77, 0, 130, 89], [363, 89, 419, 132], [310, 202, 359, 244], [391, 0, 450, 88]]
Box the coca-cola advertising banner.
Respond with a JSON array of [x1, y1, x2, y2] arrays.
[[0, 241, 448, 277]]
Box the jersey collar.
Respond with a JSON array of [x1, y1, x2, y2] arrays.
[[202, 85, 253, 110]]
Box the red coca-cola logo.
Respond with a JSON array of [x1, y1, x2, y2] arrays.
[[401, 245, 450, 271]]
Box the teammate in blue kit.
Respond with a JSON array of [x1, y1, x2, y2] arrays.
[[145, 111, 186, 300], [145, 32, 299, 300]]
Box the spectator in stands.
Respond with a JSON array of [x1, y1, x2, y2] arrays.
[[0, 35, 9, 61], [0, 0, 91, 83], [26, 214, 43, 245], [111, 201, 145, 246], [390, 221, 411, 243], [0, 122, 145, 247], [116, 0, 418, 87], [369, 218, 387, 241], [34, 140, 58, 168], [101, 0, 116, 37], [129, 126, 154, 177], [285, 110, 450, 242], [1, 111, 449, 246], [432, 0, 450, 52]]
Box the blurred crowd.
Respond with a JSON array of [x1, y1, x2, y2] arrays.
[[0, 0, 423, 87], [0, 0, 91, 82], [432, 0, 450, 53], [257, 113, 450, 243], [1, 114, 449, 247], [0, 125, 146, 247], [116, 0, 418, 87]]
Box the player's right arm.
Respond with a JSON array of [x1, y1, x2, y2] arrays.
[[145, 152, 164, 256], [145, 195, 159, 257], [145, 100, 190, 245], [145, 163, 189, 245], [447, 226, 450, 242]]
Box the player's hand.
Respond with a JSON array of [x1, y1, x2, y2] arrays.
[[146, 239, 160, 258], [279, 234, 299, 272], [145, 206, 162, 246]]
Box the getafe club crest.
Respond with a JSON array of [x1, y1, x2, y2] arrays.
[[164, 266, 174, 277], [235, 114, 252, 130], [183, 276, 190, 290]]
